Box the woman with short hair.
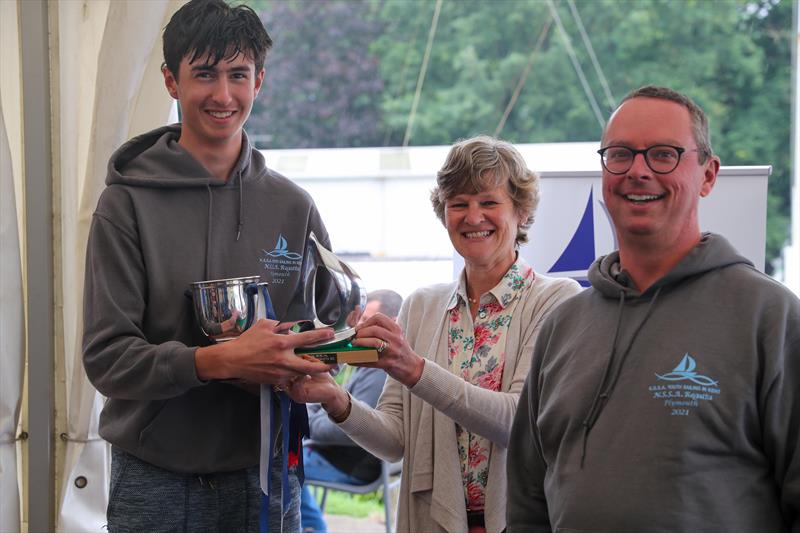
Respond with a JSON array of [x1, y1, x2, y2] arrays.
[[288, 135, 582, 533]]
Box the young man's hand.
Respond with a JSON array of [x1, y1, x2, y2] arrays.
[[195, 319, 335, 387]]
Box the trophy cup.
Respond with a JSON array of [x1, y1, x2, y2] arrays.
[[190, 275, 262, 341], [290, 232, 377, 364], [190, 232, 377, 363]]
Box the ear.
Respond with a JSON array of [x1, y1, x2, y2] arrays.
[[699, 155, 720, 198], [516, 206, 529, 227], [254, 68, 265, 96], [162, 65, 179, 100]]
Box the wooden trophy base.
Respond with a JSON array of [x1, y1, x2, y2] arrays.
[[296, 341, 379, 364]]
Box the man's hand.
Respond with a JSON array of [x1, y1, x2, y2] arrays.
[[195, 319, 335, 387]]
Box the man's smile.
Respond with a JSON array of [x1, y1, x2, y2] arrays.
[[207, 110, 236, 119], [623, 192, 667, 204]]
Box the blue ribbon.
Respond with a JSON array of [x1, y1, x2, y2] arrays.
[[258, 284, 309, 533]]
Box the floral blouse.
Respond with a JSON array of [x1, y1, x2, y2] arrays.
[[446, 255, 535, 511]]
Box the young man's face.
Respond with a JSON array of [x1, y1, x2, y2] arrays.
[[601, 97, 719, 252], [163, 52, 264, 154]]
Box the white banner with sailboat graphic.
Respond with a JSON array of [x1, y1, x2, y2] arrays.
[[266, 143, 769, 293], [517, 167, 770, 284]]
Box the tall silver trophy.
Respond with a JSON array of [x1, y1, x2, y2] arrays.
[[190, 232, 376, 363]]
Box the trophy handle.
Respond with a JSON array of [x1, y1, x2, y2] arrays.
[[247, 282, 277, 323]]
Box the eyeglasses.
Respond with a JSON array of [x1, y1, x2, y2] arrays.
[[597, 144, 701, 175]]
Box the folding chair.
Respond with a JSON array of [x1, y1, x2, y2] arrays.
[[306, 460, 402, 533]]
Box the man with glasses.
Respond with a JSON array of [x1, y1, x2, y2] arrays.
[[506, 85, 799, 532]]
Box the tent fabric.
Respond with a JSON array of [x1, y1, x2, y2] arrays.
[[1, 1, 25, 530], [0, 79, 25, 533], [53, 2, 181, 530]]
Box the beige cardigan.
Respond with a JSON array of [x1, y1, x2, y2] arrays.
[[338, 273, 581, 533]]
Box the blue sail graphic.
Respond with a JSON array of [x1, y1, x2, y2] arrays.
[[549, 188, 596, 283], [656, 353, 718, 386], [276, 234, 288, 251], [266, 234, 302, 260], [674, 353, 696, 373]]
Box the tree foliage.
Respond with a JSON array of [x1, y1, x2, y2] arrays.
[[248, 0, 385, 147], [247, 0, 793, 271]]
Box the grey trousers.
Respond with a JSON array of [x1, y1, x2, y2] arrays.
[[107, 447, 301, 533]]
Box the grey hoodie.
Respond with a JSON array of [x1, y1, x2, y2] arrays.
[[507, 233, 800, 532], [82, 125, 330, 473]]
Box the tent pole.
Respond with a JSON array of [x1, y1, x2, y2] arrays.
[[20, 0, 55, 530]]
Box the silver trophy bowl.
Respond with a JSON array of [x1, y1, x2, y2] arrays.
[[191, 275, 261, 341]]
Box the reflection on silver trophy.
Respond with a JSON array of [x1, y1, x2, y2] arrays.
[[191, 275, 263, 342], [190, 232, 367, 348], [295, 232, 366, 346]]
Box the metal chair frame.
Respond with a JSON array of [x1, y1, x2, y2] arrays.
[[306, 460, 402, 533]]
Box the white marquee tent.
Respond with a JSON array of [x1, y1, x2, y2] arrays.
[[1, 1, 181, 530], [0, 1, 796, 532]]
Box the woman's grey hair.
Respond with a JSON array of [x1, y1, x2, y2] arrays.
[[430, 135, 540, 245]]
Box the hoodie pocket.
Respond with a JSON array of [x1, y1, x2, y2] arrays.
[[137, 399, 168, 446]]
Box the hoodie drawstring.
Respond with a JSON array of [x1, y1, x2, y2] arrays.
[[205, 184, 213, 279], [236, 170, 244, 241], [203, 171, 245, 278], [580, 286, 663, 467]]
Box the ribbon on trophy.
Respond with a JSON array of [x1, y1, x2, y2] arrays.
[[258, 282, 310, 533]]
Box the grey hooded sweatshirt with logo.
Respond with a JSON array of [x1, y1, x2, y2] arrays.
[[83, 125, 330, 473], [507, 233, 799, 532]]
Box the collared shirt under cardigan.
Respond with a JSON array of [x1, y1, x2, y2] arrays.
[[335, 259, 582, 533], [448, 259, 536, 511]]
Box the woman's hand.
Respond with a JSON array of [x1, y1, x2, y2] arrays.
[[352, 312, 425, 388], [285, 370, 351, 420]]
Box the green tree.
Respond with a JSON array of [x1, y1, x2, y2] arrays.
[[372, 0, 793, 271], [247, 1, 385, 148], [246, 0, 793, 271]]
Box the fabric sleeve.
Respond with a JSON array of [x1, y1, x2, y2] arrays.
[[335, 375, 406, 463], [409, 359, 521, 445], [506, 312, 558, 533], [506, 367, 552, 533], [307, 368, 386, 446], [760, 296, 800, 530], [323, 294, 417, 462], [82, 209, 202, 400], [408, 277, 581, 446]]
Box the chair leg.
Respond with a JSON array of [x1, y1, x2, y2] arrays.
[[319, 488, 329, 513], [382, 467, 392, 533]]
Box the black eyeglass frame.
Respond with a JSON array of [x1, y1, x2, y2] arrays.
[[597, 144, 696, 175]]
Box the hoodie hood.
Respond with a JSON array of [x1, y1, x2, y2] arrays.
[[588, 232, 753, 298], [107, 124, 269, 244], [107, 124, 267, 188]]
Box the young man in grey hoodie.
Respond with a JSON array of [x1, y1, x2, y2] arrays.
[[507, 86, 799, 532], [82, 1, 334, 530]]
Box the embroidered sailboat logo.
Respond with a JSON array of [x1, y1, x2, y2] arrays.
[[656, 353, 718, 386], [265, 234, 302, 260]]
